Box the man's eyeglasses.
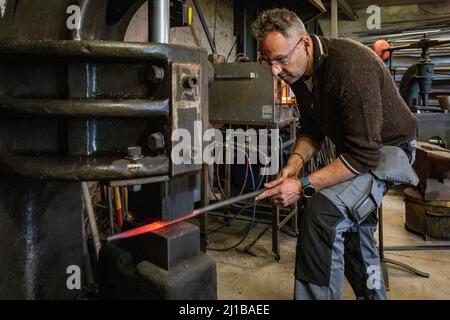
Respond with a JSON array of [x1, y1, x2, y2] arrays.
[[259, 37, 303, 67]]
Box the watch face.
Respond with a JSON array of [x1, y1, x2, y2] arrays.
[[304, 186, 316, 198]]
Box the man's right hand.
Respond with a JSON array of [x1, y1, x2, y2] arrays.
[[257, 163, 300, 200], [262, 164, 297, 192]]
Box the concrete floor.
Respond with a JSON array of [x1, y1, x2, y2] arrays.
[[205, 187, 450, 300]]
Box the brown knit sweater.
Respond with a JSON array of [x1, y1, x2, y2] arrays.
[[290, 36, 418, 174]]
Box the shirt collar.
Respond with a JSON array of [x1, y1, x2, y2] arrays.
[[311, 34, 328, 72]]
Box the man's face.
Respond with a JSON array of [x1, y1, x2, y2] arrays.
[[259, 31, 309, 84]]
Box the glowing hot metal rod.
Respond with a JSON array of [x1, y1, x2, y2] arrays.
[[107, 189, 265, 242]]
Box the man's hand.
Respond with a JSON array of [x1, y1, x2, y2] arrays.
[[255, 177, 302, 207], [279, 164, 298, 178]]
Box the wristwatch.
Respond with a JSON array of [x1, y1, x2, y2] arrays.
[[300, 176, 316, 198]]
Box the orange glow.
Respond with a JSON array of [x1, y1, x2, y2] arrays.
[[275, 79, 296, 106], [107, 209, 201, 242]]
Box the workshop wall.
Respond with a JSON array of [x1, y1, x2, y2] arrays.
[[318, 3, 450, 44], [125, 0, 236, 59]]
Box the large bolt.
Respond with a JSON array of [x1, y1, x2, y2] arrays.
[[127, 146, 143, 160], [147, 132, 165, 152], [182, 75, 198, 89], [147, 65, 165, 83]]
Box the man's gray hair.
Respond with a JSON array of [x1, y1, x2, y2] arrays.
[[252, 8, 307, 41]]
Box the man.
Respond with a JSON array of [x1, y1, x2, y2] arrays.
[[253, 8, 418, 300]]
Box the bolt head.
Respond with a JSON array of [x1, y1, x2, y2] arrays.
[[127, 146, 142, 160], [148, 132, 165, 152]]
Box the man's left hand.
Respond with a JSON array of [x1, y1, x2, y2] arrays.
[[255, 177, 302, 207]]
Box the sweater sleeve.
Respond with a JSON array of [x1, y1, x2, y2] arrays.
[[336, 63, 384, 174]]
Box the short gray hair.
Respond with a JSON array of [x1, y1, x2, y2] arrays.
[[252, 8, 307, 41]]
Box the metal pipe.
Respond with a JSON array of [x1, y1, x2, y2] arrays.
[[0, 40, 170, 61], [148, 0, 170, 44], [0, 97, 170, 118], [331, 0, 338, 38], [0, 154, 170, 181], [81, 182, 101, 259]]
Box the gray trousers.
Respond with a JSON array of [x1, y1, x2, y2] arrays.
[[294, 172, 387, 300]]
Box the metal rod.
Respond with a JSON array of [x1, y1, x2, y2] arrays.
[[192, 0, 217, 54], [379, 205, 385, 259], [384, 245, 450, 251], [81, 182, 101, 259], [107, 189, 264, 242], [195, 190, 264, 215], [109, 175, 170, 187], [148, 0, 170, 44], [278, 207, 297, 230], [107, 186, 115, 236]]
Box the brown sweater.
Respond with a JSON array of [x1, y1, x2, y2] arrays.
[[290, 36, 418, 174]]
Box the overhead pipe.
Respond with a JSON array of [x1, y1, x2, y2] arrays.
[[331, 0, 338, 38]]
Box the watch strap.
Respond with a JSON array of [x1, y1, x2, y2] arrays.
[[300, 176, 311, 188]]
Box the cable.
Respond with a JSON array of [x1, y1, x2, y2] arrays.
[[206, 168, 268, 236], [207, 159, 253, 209], [226, 38, 238, 62], [205, 200, 249, 236], [215, 146, 252, 209], [206, 149, 257, 235], [214, 138, 269, 209], [212, 0, 217, 47], [205, 136, 272, 242], [208, 158, 257, 251]]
